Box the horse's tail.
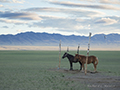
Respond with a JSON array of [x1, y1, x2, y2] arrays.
[[95, 57, 98, 65]]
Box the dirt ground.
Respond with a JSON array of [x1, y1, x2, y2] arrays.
[[50, 68, 120, 90]]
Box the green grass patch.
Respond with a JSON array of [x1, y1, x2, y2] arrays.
[[0, 50, 88, 90], [0, 50, 120, 90]]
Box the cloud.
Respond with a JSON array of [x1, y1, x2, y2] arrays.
[[0, 0, 25, 3], [17, 29, 24, 32], [78, 0, 120, 5], [0, 18, 28, 24], [49, 1, 120, 10], [24, 7, 105, 18], [95, 18, 118, 25], [27, 15, 120, 35], [0, 5, 3, 7], [12, 0, 25, 4], [29, 15, 92, 33], [99, 0, 120, 5], [0, 11, 42, 20], [0, 0, 10, 3], [1, 26, 9, 28]]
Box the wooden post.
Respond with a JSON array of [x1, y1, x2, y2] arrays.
[[85, 33, 92, 75], [67, 46, 69, 52], [77, 44, 80, 54], [58, 40, 61, 69]]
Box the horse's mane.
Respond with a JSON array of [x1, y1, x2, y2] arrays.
[[67, 53, 74, 57]]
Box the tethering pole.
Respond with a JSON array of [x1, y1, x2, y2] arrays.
[[67, 46, 69, 52], [58, 40, 61, 69], [77, 44, 80, 54], [85, 32, 92, 75]]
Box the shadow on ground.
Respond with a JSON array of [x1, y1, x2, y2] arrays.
[[49, 68, 120, 90]]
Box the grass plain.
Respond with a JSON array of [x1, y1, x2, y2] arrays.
[[0, 50, 120, 90]]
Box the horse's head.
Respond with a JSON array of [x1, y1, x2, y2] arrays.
[[62, 52, 68, 59], [74, 54, 81, 61]]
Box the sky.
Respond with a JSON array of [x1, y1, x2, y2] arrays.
[[0, 0, 120, 36]]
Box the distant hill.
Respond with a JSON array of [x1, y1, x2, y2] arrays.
[[0, 32, 120, 48]]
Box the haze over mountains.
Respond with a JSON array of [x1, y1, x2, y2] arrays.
[[0, 32, 120, 49]]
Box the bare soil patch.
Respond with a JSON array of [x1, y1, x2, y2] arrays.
[[49, 68, 120, 90]]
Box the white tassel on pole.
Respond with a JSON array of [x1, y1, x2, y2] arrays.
[[85, 32, 92, 75]]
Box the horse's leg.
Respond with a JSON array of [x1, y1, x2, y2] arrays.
[[82, 64, 85, 71], [70, 62, 73, 70], [79, 61, 82, 71], [93, 63, 97, 72]]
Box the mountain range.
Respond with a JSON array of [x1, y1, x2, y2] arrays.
[[0, 32, 120, 49]]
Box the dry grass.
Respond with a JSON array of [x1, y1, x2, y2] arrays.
[[0, 46, 120, 51], [0, 46, 77, 50]]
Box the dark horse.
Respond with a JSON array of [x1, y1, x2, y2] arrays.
[[62, 52, 82, 70]]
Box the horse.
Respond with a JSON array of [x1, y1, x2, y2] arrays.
[[74, 54, 98, 72], [62, 52, 82, 70]]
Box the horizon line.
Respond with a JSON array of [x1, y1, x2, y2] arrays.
[[0, 31, 119, 37], [0, 46, 120, 51]]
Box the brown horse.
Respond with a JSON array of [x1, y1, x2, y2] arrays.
[[74, 54, 98, 72]]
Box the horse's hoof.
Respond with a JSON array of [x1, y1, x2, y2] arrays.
[[70, 69, 73, 71]]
